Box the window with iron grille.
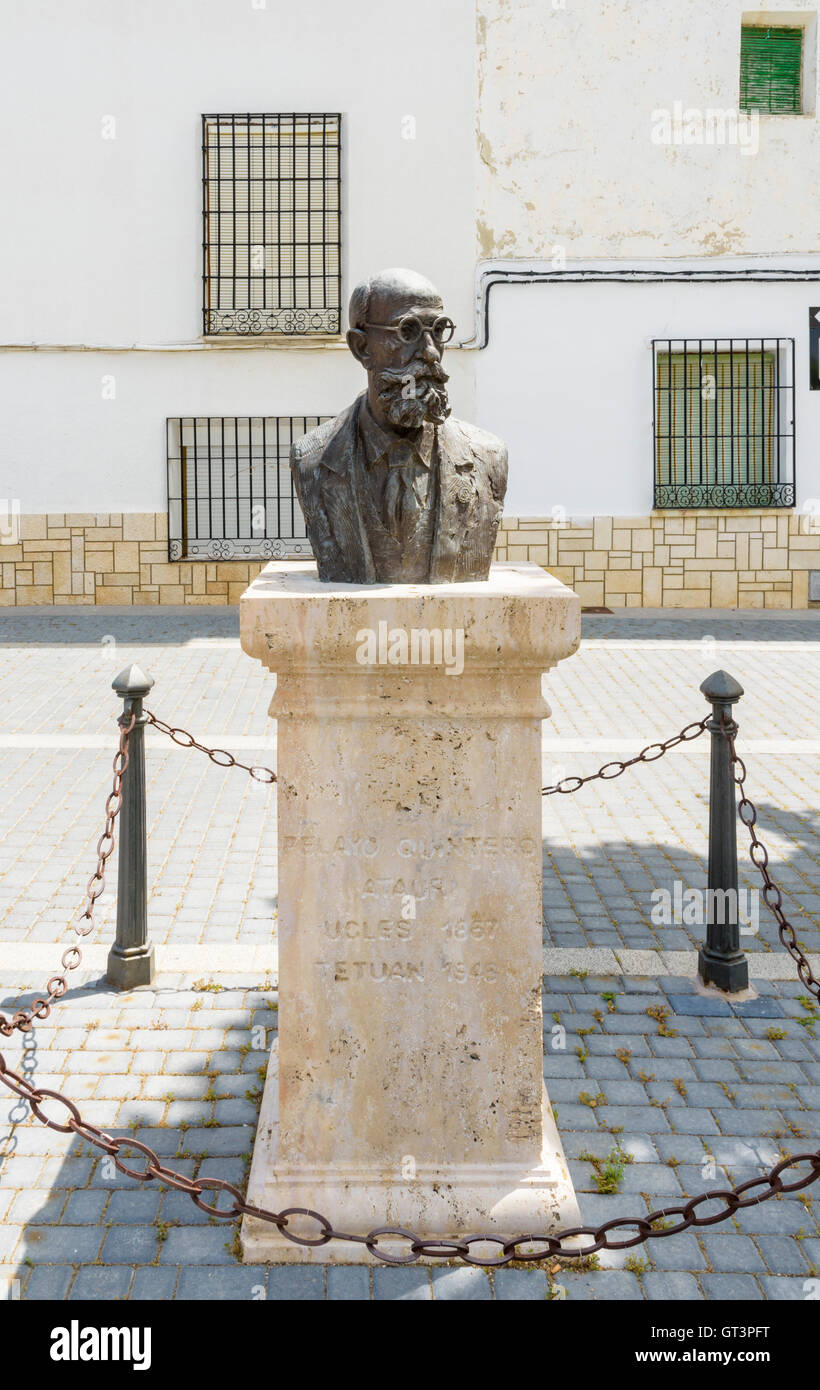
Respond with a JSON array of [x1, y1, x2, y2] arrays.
[[653, 340, 795, 509], [202, 114, 341, 336], [166, 416, 330, 560], [740, 25, 803, 113]]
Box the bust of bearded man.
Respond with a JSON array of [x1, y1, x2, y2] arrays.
[[291, 267, 508, 584]]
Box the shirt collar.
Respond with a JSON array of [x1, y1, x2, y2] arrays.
[[359, 398, 435, 470]]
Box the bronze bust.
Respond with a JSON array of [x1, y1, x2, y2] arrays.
[[291, 268, 508, 584]]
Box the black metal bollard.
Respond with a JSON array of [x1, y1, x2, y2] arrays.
[[107, 664, 156, 989], [697, 670, 748, 993]]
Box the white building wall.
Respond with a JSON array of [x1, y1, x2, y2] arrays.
[[0, 0, 477, 512], [477, 0, 820, 260], [2, 0, 477, 344], [476, 271, 818, 517]]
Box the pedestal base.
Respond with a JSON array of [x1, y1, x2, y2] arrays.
[[105, 942, 155, 989], [239, 562, 582, 1265], [241, 1041, 581, 1264]]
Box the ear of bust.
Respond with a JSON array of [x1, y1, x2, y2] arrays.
[[346, 328, 369, 367]]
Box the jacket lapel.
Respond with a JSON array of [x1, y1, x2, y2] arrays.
[[318, 394, 376, 583], [430, 418, 480, 582]]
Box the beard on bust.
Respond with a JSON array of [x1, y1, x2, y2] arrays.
[[374, 359, 451, 430]]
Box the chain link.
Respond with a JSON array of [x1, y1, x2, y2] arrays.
[[0, 711, 135, 1039], [719, 712, 820, 1004], [144, 711, 276, 784], [0, 1050, 816, 1265], [542, 717, 710, 795]]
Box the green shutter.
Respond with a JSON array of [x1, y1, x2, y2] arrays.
[[740, 26, 803, 113]]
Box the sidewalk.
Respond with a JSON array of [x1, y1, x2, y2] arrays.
[[1, 607, 819, 1300]]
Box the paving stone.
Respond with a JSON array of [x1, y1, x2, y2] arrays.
[[584, 1034, 651, 1056], [101, 1226, 159, 1263], [105, 1190, 163, 1224], [759, 1275, 819, 1300], [69, 1266, 134, 1300], [432, 1268, 493, 1300], [179, 1126, 253, 1156], [577, 1193, 651, 1224], [715, 1109, 788, 1137], [666, 994, 730, 1018], [647, 1038, 696, 1058], [326, 1267, 371, 1301], [618, 1164, 683, 1196], [664, 1106, 720, 1134], [23, 1266, 75, 1300], [373, 1268, 433, 1300], [550, 1103, 600, 1129], [648, 1234, 707, 1271], [700, 1273, 764, 1299], [732, 997, 786, 1019], [641, 1272, 703, 1300], [8, 1191, 65, 1224], [131, 1267, 180, 1300], [494, 1270, 549, 1300], [755, 1235, 812, 1274], [700, 1234, 768, 1273], [177, 1266, 269, 1300], [592, 1080, 649, 1105], [62, 1190, 109, 1223], [598, 1105, 670, 1131], [23, 1226, 102, 1263], [159, 1227, 236, 1265], [266, 1267, 325, 1301], [563, 1271, 642, 1300]]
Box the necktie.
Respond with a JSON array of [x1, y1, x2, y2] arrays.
[[383, 440, 423, 542]]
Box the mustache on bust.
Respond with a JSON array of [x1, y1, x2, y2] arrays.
[[374, 360, 451, 427]]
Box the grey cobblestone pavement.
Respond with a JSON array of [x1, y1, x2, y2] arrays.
[[1, 606, 819, 1300], [0, 968, 817, 1301]]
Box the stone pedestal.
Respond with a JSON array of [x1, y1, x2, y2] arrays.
[[239, 560, 581, 1263]]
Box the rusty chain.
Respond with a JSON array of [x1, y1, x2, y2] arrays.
[[542, 717, 710, 795], [0, 1047, 817, 1264], [720, 713, 820, 1004], [144, 710, 276, 784], [1, 701, 819, 1265], [0, 711, 135, 1040]]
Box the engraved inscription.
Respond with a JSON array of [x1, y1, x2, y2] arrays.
[[361, 877, 445, 901], [315, 960, 425, 982], [441, 960, 499, 983], [442, 918, 497, 940], [322, 919, 413, 941], [398, 836, 536, 859]]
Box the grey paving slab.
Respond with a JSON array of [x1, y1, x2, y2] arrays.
[[700, 1274, 764, 1300]]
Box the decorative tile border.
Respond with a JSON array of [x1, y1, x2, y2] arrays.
[[2, 511, 820, 607]]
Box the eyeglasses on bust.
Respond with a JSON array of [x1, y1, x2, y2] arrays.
[[361, 314, 455, 345]]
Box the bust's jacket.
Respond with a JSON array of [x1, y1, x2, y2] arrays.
[[290, 392, 508, 583]]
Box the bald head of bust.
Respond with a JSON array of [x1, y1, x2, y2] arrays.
[[347, 268, 443, 333]]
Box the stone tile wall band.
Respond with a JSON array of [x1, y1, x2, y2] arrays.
[[3, 512, 820, 608]]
